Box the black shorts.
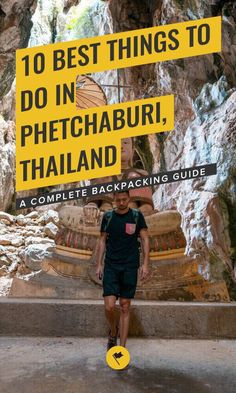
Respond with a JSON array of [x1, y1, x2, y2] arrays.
[[103, 262, 139, 299]]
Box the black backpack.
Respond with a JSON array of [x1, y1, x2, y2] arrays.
[[103, 208, 140, 232]]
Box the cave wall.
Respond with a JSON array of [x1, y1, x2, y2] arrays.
[[0, 0, 38, 212], [107, 0, 236, 295], [0, 0, 101, 210], [0, 0, 37, 101]]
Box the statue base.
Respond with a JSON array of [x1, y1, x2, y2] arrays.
[[9, 246, 230, 302]]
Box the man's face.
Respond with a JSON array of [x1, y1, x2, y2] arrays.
[[121, 138, 133, 163], [115, 193, 130, 210]]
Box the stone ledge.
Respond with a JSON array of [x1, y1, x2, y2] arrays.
[[0, 298, 236, 338]]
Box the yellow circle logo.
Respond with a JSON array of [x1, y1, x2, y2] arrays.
[[106, 346, 130, 370]]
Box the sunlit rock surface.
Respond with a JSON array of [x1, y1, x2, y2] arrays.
[[108, 0, 236, 296], [0, 117, 15, 211], [0, 0, 37, 100]]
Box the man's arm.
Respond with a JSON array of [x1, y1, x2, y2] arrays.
[[96, 232, 107, 279], [139, 229, 150, 280]]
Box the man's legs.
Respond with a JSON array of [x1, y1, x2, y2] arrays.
[[104, 295, 117, 336], [119, 297, 131, 347]]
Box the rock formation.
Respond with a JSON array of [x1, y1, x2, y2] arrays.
[[0, 209, 59, 295], [0, 117, 15, 212], [106, 0, 236, 298], [0, 0, 37, 100]]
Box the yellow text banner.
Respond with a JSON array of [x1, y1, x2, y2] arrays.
[[16, 16, 221, 77], [16, 96, 174, 190]]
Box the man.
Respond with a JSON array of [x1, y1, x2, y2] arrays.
[[96, 191, 150, 350]]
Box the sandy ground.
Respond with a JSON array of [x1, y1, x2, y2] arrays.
[[0, 337, 235, 393]]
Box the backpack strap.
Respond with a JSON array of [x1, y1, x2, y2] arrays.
[[103, 208, 139, 232], [103, 209, 114, 232], [131, 208, 139, 225], [131, 209, 141, 249]]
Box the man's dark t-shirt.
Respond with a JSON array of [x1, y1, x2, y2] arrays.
[[100, 208, 148, 266]]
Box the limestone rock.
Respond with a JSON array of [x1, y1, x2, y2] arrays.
[[44, 223, 58, 239], [16, 215, 28, 226], [107, 0, 236, 296], [24, 226, 44, 235], [8, 260, 19, 274], [194, 76, 232, 122], [0, 118, 15, 211], [0, 265, 8, 277], [0, 0, 37, 100], [5, 245, 23, 253], [29, 0, 65, 47], [0, 245, 6, 255], [17, 263, 31, 275], [22, 243, 53, 271], [0, 0, 37, 210], [0, 236, 11, 245], [24, 236, 54, 246], [63, 0, 80, 14], [26, 211, 39, 219], [0, 79, 16, 122], [0, 211, 14, 223], [153, 90, 236, 285], [0, 255, 11, 266], [42, 210, 59, 226], [25, 236, 54, 246], [11, 236, 24, 247], [0, 276, 12, 296], [0, 219, 11, 226]]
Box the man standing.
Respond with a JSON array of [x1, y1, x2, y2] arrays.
[[96, 191, 150, 350]]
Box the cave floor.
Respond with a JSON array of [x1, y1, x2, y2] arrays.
[[0, 337, 235, 393]]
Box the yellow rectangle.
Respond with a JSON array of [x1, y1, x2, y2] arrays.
[[16, 17, 221, 77], [16, 16, 221, 191], [16, 95, 174, 191]]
